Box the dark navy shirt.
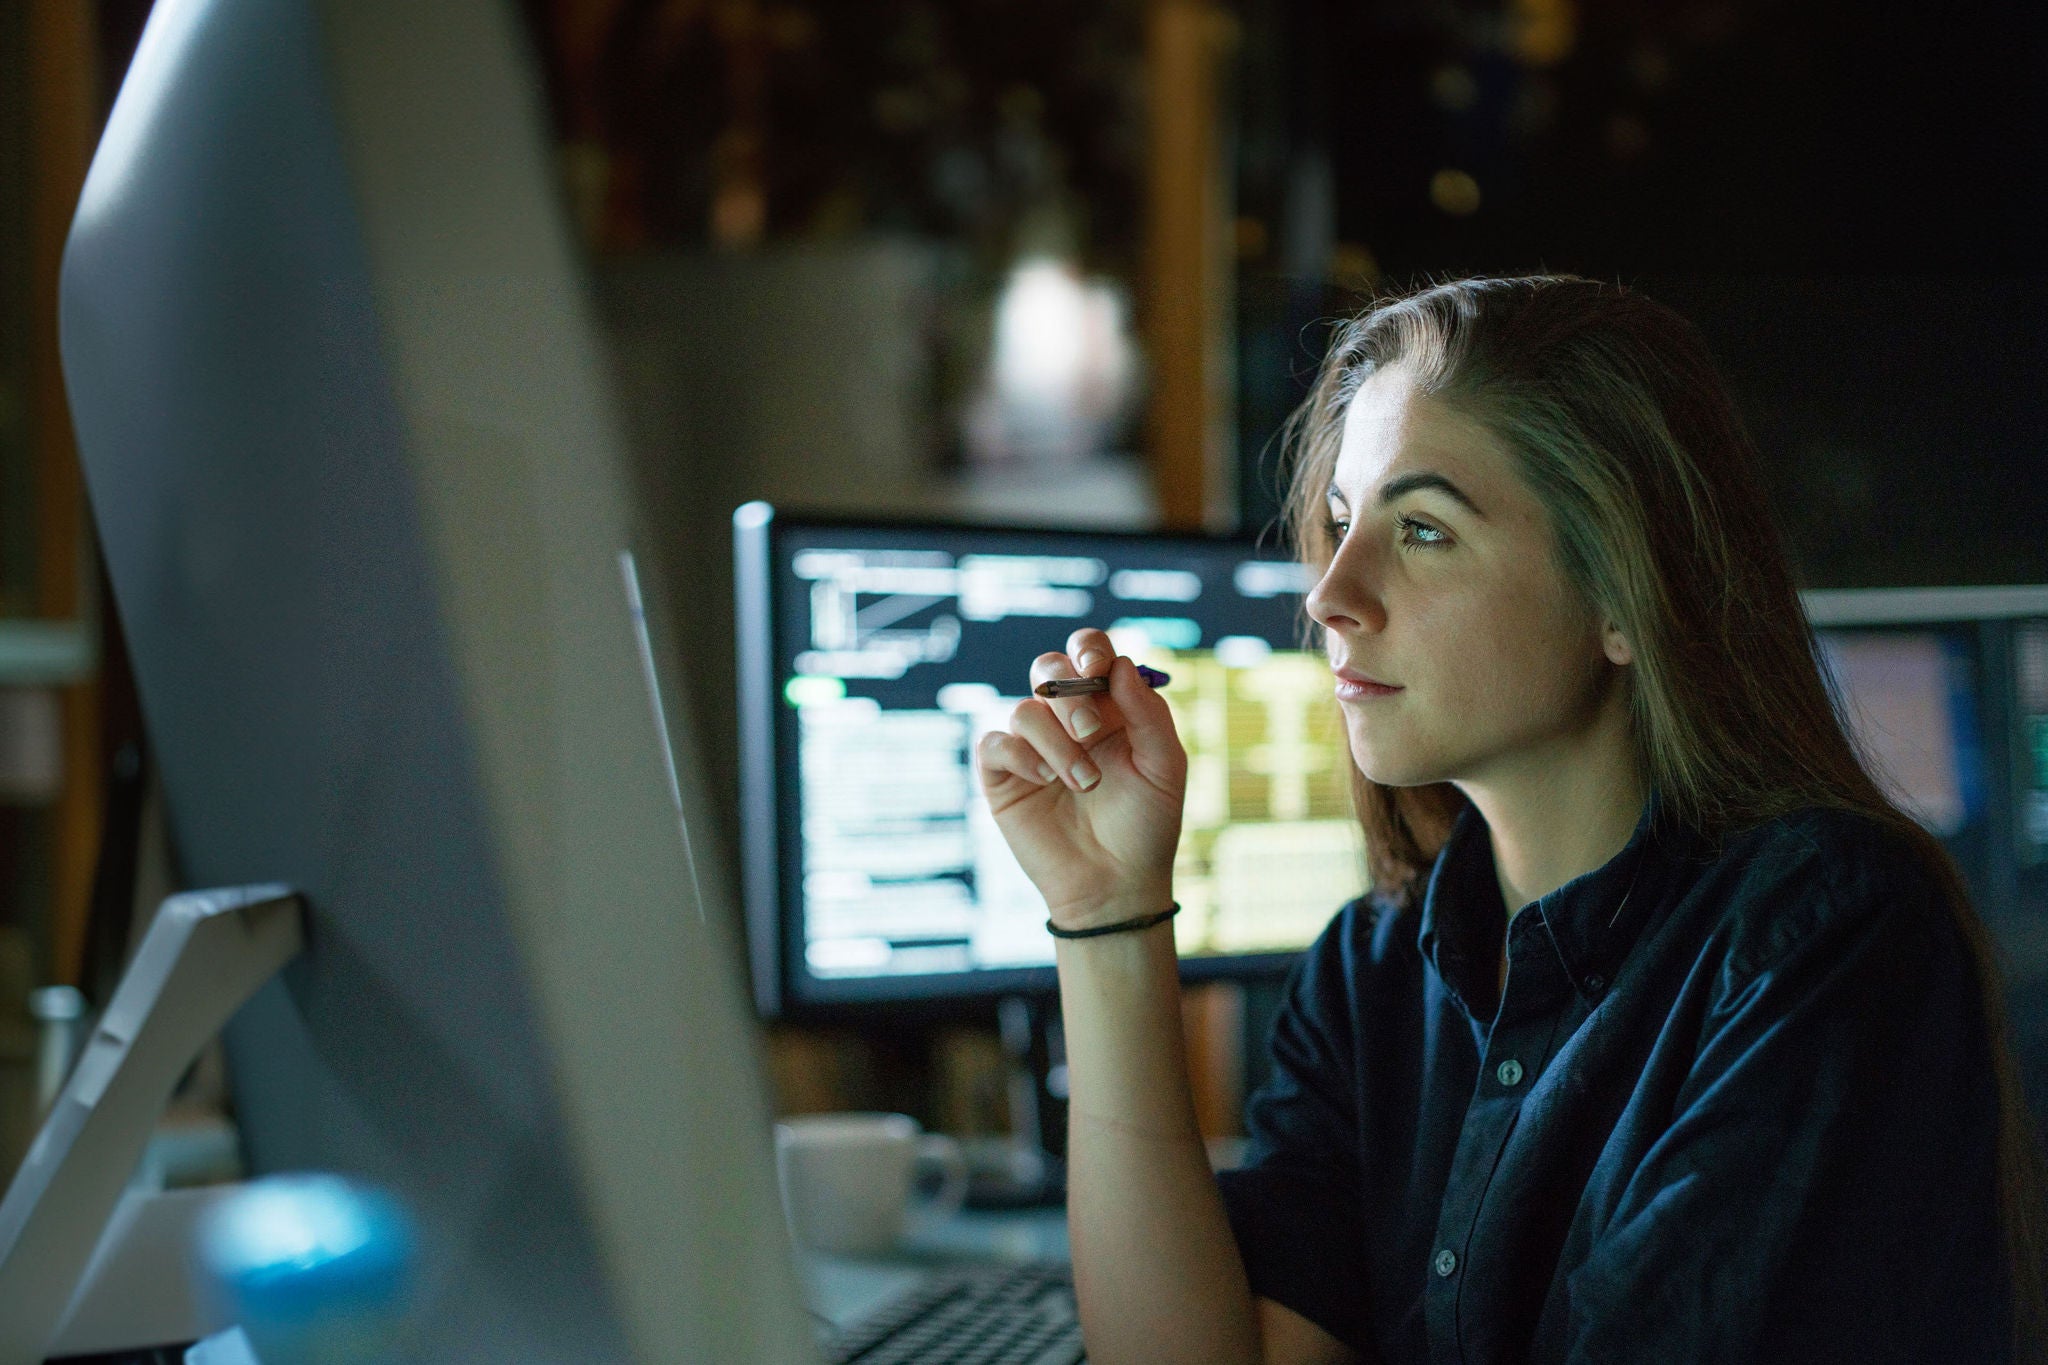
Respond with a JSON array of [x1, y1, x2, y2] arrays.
[[1217, 792, 2011, 1364]]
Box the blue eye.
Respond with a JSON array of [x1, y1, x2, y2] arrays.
[[1395, 515, 1448, 549]]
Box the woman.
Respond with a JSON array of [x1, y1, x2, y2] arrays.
[[974, 275, 2045, 1364]]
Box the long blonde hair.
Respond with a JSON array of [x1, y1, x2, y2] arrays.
[[1280, 273, 2045, 1358]]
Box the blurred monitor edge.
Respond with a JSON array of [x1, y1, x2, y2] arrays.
[[59, 0, 815, 1358]]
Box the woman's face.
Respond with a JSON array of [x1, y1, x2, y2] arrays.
[[1305, 364, 1628, 791]]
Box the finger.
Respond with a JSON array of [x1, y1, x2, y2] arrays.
[[1108, 655, 1187, 787], [1007, 698, 1103, 792], [1065, 628, 1116, 677], [1028, 649, 1123, 745], [1028, 650, 1079, 690], [974, 728, 1060, 791]]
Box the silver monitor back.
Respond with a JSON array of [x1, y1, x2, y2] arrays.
[[59, 0, 815, 1359]]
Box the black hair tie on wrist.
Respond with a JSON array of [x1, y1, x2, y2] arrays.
[[1046, 902, 1181, 940]]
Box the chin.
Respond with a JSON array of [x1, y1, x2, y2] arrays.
[[1357, 767, 1453, 791], [1346, 724, 1470, 790], [1347, 747, 1450, 790]]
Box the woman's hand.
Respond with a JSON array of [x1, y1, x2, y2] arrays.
[[973, 627, 1187, 928]]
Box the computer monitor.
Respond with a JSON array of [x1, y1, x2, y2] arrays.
[[1804, 587, 2048, 943], [736, 506, 1362, 1018], [55, 0, 814, 1359]]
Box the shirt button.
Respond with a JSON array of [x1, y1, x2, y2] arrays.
[[1434, 1249, 1458, 1277], [1585, 974, 1607, 994], [1496, 1058, 1524, 1088]]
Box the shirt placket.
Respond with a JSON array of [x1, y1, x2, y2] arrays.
[[1424, 912, 1574, 1363]]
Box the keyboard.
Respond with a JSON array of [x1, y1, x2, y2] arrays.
[[820, 1261, 1084, 1364]]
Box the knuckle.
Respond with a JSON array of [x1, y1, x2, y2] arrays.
[[1011, 704, 1067, 752]]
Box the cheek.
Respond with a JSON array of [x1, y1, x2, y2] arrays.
[[1421, 574, 1602, 718]]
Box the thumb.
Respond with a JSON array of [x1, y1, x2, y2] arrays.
[[1108, 656, 1186, 785]]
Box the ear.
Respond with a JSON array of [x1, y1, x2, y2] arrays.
[[1602, 622, 1634, 668]]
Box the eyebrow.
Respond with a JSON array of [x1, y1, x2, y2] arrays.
[[1326, 471, 1487, 519]]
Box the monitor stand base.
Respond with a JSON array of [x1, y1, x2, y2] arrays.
[[0, 886, 304, 1365]]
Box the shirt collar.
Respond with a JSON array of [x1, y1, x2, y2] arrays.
[[1415, 786, 1691, 1001]]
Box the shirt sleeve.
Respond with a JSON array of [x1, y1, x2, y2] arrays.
[[1562, 869, 2011, 1365], [1216, 902, 1379, 1356]]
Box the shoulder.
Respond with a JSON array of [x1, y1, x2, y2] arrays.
[[1688, 804, 1956, 993], [1316, 889, 1420, 976], [1278, 891, 1420, 1023]]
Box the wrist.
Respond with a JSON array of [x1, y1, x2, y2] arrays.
[[1047, 902, 1180, 940], [1045, 888, 1175, 935]]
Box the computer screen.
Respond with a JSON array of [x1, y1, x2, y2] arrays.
[[1805, 587, 2048, 934], [736, 505, 1368, 1015], [1816, 626, 1989, 840], [2017, 619, 2048, 868]]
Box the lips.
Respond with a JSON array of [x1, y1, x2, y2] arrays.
[[1333, 665, 1401, 700]]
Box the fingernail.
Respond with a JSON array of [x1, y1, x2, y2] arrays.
[[1036, 763, 1058, 784], [1069, 759, 1100, 790], [1077, 650, 1106, 674], [1069, 704, 1100, 739]]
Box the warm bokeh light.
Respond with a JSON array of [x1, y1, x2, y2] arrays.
[[1429, 169, 1483, 216], [1510, 0, 1579, 66]]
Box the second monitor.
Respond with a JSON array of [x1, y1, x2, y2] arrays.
[[735, 503, 1349, 1018]]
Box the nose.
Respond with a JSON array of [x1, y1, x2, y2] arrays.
[[1304, 533, 1387, 637]]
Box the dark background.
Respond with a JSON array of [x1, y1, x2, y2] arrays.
[[1230, 0, 2048, 584]]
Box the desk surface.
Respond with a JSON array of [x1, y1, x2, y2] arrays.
[[801, 1206, 1071, 1332]]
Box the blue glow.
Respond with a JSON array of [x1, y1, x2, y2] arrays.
[[195, 1174, 418, 1326], [1109, 617, 1202, 650]]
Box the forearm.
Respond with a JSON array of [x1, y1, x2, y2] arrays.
[[1056, 911, 1262, 1365]]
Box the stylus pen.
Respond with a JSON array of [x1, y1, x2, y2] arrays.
[[1035, 664, 1170, 699]]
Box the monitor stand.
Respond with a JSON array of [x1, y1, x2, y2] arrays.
[[0, 885, 304, 1365], [964, 995, 1067, 1209]]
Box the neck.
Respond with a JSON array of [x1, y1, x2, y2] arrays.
[[1453, 683, 1647, 921]]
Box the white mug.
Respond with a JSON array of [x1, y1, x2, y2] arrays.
[[774, 1112, 970, 1256]]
